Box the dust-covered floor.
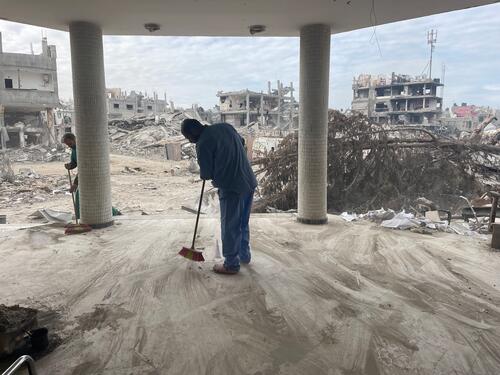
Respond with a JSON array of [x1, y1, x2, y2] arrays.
[[1, 214, 500, 374]]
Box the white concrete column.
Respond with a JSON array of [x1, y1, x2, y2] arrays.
[[260, 93, 264, 124], [19, 125, 25, 148], [246, 91, 250, 125], [297, 24, 330, 224], [69, 21, 113, 227], [46, 108, 55, 146], [0, 105, 6, 151]]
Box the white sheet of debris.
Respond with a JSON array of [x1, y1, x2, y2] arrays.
[[381, 211, 418, 230], [30, 208, 73, 224]]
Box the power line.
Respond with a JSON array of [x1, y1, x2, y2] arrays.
[[369, 0, 383, 58]]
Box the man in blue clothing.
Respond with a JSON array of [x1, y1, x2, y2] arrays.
[[181, 119, 257, 275]]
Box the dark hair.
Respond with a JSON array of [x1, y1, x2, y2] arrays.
[[61, 133, 76, 143]]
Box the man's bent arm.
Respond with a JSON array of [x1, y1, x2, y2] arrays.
[[196, 142, 214, 181]]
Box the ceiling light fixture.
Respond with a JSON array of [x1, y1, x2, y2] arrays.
[[144, 23, 160, 33], [249, 25, 266, 35]]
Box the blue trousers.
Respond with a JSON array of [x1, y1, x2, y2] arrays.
[[218, 189, 254, 272]]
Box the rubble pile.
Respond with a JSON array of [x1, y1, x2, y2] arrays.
[[253, 110, 500, 213], [108, 112, 192, 159], [0, 168, 68, 209], [5, 145, 68, 163]]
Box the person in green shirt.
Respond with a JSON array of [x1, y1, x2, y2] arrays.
[[61, 133, 120, 219], [62, 133, 80, 218]]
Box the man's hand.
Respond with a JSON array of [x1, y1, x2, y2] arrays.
[[69, 183, 78, 193], [64, 163, 72, 170]]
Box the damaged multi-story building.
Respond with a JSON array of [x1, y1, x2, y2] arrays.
[[440, 103, 498, 135], [0, 33, 60, 150], [352, 72, 443, 127], [217, 81, 298, 129], [106, 88, 170, 119]]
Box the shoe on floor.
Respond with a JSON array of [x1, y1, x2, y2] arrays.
[[213, 263, 239, 275]]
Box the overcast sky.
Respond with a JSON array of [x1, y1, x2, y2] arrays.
[[1, 2, 499, 110]]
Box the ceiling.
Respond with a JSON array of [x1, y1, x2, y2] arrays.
[[0, 0, 497, 36]]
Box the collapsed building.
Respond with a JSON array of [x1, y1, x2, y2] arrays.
[[0, 33, 60, 150], [352, 72, 443, 128], [440, 102, 499, 135], [106, 88, 170, 119], [217, 81, 298, 129]]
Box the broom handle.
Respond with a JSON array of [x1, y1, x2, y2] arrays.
[[191, 179, 206, 249], [67, 170, 78, 225]]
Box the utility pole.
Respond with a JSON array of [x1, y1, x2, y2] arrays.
[[427, 29, 437, 79]]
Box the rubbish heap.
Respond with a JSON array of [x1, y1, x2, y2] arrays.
[[253, 110, 500, 214]]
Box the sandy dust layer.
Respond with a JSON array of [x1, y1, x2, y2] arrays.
[[3, 153, 201, 223], [1, 213, 500, 374]]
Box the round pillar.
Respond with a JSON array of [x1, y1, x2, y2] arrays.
[[69, 22, 113, 227], [297, 24, 331, 225]]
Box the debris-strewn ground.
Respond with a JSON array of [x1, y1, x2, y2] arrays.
[[0, 154, 201, 224], [254, 110, 500, 213]]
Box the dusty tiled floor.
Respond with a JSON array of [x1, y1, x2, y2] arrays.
[[1, 214, 500, 374]]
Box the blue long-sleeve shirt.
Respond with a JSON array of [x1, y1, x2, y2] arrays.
[[196, 123, 257, 193]]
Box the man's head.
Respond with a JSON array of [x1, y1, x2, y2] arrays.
[[61, 133, 76, 148], [181, 119, 204, 143]]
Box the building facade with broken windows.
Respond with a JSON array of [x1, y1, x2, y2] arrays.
[[352, 72, 443, 127], [0, 33, 59, 150], [106, 88, 169, 119], [218, 81, 298, 129]]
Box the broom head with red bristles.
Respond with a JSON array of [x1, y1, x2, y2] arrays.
[[64, 223, 92, 235], [178, 246, 205, 262]]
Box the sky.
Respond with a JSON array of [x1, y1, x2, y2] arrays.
[[1, 2, 499, 110]]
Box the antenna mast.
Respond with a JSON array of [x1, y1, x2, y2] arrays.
[[427, 29, 437, 79]]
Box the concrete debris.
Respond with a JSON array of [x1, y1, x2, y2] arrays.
[[341, 204, 495, 236], [188, 159, 200, 174], [108, 112, 197, 160], [122, 166, 145, 174], [381, 211, 418, 230], [362, 208, 396, 222], [4, 144, 67, 163], [0, 154, 15, 183], [340, 212, 359, 222], [0, 169, 68, 209]]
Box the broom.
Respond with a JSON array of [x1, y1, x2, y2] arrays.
[[178, 180, 205, 262], [65, 170, 92, 235]]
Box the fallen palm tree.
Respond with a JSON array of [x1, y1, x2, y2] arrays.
[[253, 110, 500, 213]]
